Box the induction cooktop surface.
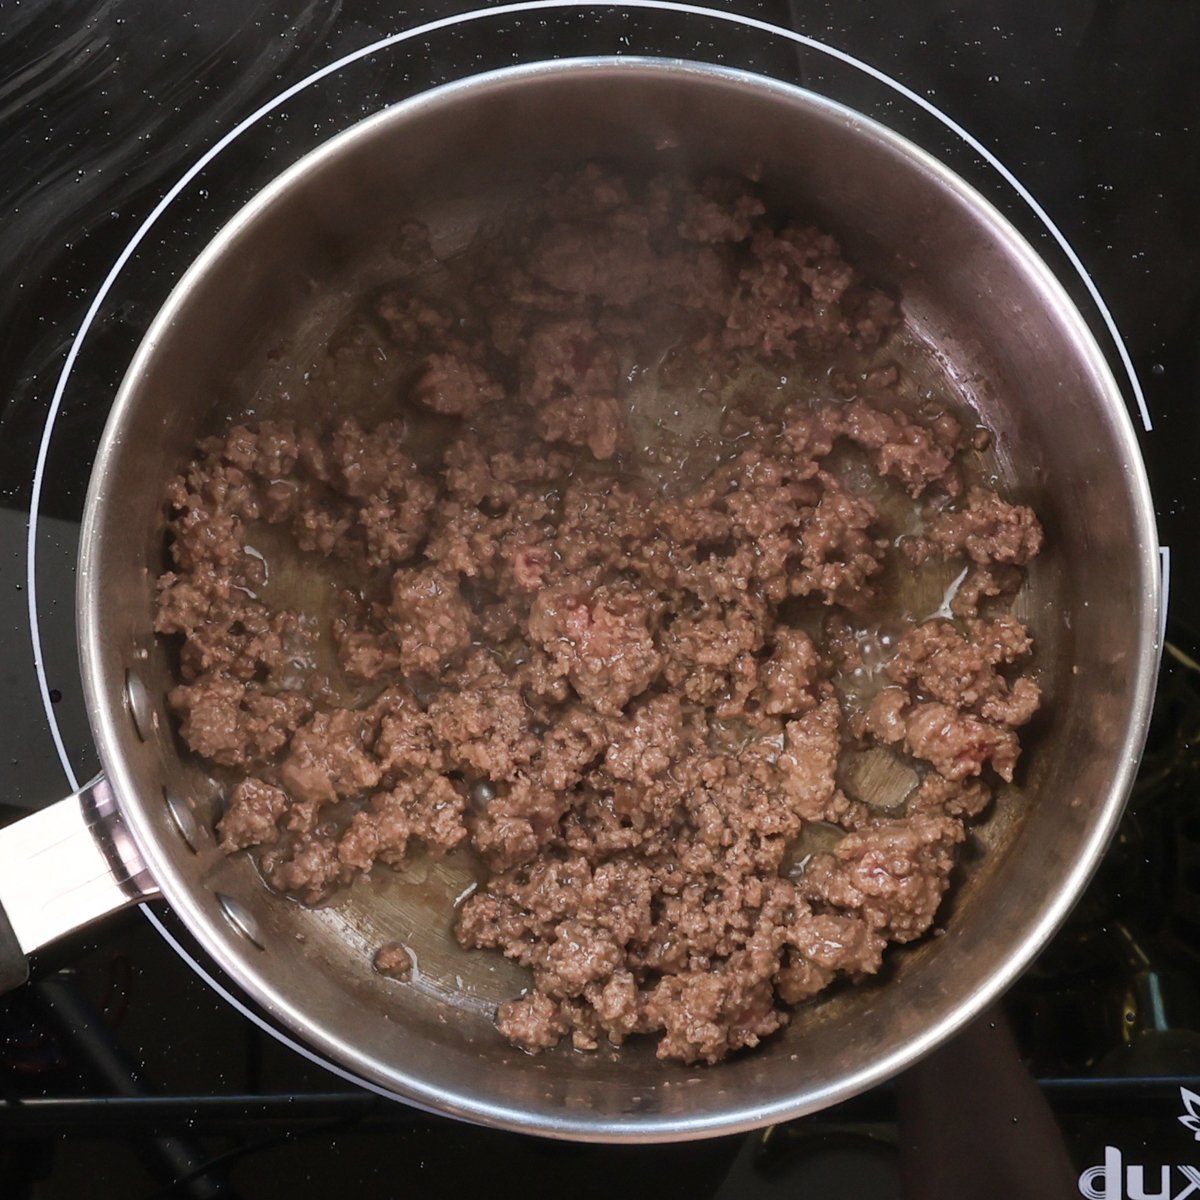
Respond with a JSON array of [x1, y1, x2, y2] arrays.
[[2, 3, 1198, 1197]]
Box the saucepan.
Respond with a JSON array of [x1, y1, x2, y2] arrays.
[[0, 58, 1160, 1141]]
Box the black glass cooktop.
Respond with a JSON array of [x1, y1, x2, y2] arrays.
[[2, 2, 1199, 1196]]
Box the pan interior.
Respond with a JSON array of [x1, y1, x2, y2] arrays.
[[80, 60, 1157, 1138]]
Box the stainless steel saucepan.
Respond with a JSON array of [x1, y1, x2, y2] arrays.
[[0, 58, 1160, 1141]]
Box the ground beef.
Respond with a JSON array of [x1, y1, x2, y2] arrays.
[[778, 697, 851, 823], [428, 650, 539, 781], [339, 775, 466, 871], [950, 563, 1024, 618], [217, 778, 289, 852], [157, 164, 1044, 1065], [496, 991, 569, 1052], [414, 353, 503, 417], [906, 485, 1043, 567], [519, 318, 626, 460], [725, 226, 896, 357], [386, 566, 474, 675], [280, 708, 382, 808], [168, 677, 311, 769], [825, 398, 964, 498], [528, 582, 663, 714], [759, 628, 822, 715], [373, 942, 414, 979], [861, 612, 1039, 784], [906, 772, 993, 820], [872, 697, 1022, 783], [260, 833, 343, 905], [800, 814, 965, 942]]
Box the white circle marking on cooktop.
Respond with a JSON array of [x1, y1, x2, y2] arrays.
[[25, 0, 1154, 1110]]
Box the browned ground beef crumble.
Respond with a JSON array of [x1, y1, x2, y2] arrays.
[[156, 166, 1044, 1064]]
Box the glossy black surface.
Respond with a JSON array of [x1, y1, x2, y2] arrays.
[[2, 1, 1199, 1195]]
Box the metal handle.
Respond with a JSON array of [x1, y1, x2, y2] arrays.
[[0, 775, 160, 992]]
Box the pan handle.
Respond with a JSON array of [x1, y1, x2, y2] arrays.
[[0, 774, 161, 993]]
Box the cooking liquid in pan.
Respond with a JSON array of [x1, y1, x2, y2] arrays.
[[161, 170, 1044, 1060]]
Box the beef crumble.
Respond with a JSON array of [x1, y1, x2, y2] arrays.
[[156, 166, 1044, 1064]]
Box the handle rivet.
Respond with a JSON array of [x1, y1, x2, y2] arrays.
[[124, 671, 156, 743], [163, 788, 200, 854], [215, 893, 264, 950]]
